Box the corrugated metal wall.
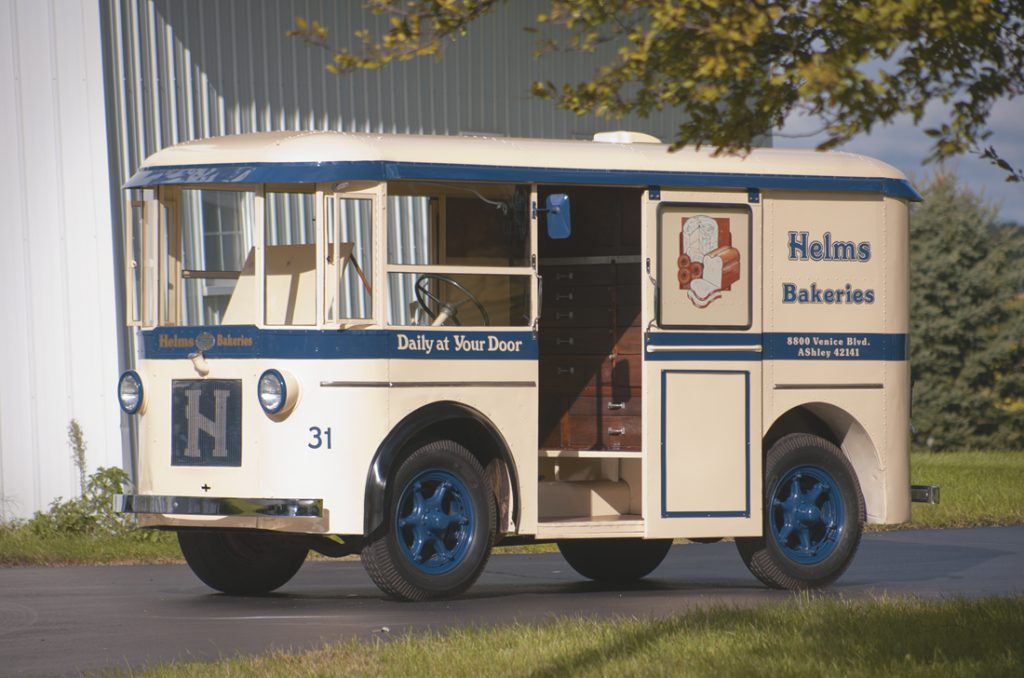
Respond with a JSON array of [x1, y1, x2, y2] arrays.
[[101, 0, 701, 185], [0, 0, 122, 520]]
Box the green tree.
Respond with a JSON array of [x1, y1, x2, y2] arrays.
[[910, 171, 1024, 450], [290, 0, 1024, 179]]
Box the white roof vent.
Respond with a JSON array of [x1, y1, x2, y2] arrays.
[[592, 131, 661, 144]]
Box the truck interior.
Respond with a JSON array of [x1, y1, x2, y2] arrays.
[[535, 185, 645, 526]]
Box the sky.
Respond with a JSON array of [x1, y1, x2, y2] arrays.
[[777, 97, 1024, 225]]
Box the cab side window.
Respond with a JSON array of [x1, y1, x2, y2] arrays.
[[386, 183, 532, 327]]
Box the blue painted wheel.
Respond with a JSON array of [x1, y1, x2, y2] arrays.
[[395, 469, 475, 575], [737, 433, 865, 590], [768, 465, 845, 564], [361, 440, 496, 601]]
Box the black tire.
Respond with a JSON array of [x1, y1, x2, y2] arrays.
[[557, 538, 673, 583], [177, 530, 308, 595], [361, 440, 496, 601], [736, 433, 865, 590]]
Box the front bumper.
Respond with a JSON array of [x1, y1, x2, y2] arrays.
[[115, 494, 329, 534], [116, 494, 323, 517]]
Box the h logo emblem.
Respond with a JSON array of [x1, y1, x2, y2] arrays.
[[171, 380, 242, 466], [183, 388, 229, 458]]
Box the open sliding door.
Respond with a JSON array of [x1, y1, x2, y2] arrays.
[[643, 190, 763, 539]]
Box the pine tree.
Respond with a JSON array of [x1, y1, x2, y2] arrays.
[[910, 171, 1024, 450]]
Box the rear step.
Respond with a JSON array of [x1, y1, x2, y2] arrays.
[[911, 485, 940, 504]]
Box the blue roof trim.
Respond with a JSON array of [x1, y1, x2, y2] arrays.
[[124, 162, 388, 188], [125, 160, 923, 201]]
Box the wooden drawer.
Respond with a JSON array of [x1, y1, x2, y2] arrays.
[[567, 389, 642, 417], [540, 355, 611, 393], [541, 264, 614, 288], [543, 285, 615, 309], [603, 414, 642, 450], [539, 263, 639, 288], [536, 405, 638, 454], [541, 329, 615, 354], [540, 355, 640, 393], [542, 306, 615, 328], [567, 414, 642, 450]]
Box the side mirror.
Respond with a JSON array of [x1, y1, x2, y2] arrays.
[[544, 194, 572, 240]]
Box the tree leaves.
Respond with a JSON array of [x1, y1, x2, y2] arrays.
[[290, 1, 1024, 178], [981, 146, 1024, 183], [290, 1, 501, 74]]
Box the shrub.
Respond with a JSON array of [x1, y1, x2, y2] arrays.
[[25, 466, 138, 538], [19, 419, 156, 541]]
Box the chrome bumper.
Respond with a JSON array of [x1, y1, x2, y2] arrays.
[[115, 494, 323, 518]]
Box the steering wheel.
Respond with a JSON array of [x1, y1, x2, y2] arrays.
[[414, 274, 491, 326]]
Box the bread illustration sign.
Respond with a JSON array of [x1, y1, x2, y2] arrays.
[[678, 215, 741, 308]]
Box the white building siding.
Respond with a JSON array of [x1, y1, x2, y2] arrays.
[[0, 0, 121, 519]]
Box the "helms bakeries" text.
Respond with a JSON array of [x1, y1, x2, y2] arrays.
[[783, 231, 875, 305]]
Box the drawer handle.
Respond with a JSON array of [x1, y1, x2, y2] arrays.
[[607, 401, 625, 410], [556, 337, 575, 346], [607, 426, 626, 436], [556, 292, 574, 301], [556, 311, 575, 320], [557, 367, 575, 376], [556, 272, 574, 281]]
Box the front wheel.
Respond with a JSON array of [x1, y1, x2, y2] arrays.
[[558, 538, 672, 583], [177, 530, 308, 595], [361, 440, 496, 601], [736, 433, 865, 590]]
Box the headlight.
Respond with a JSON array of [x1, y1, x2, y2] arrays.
[[118, 371, 143, 414], [258, 369, 287, 414]]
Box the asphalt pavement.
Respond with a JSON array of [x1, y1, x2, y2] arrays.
[[0, 526, 1021, 677]]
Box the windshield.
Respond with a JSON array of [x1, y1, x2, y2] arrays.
[[175, 188, 257, 326]]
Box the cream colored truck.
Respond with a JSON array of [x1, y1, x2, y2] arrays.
[[116, 131, 937, 600]]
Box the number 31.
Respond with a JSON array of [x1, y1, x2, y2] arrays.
[[308, 426, 332, 450]]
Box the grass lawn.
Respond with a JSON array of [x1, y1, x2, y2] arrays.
[[2, 450, 1021, 566], [907, 450, 1024, 528], [105, 596, 1023, 677], [0, 528, 181, 567]]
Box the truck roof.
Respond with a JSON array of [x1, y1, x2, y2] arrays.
[[126, 131, 921, 201]]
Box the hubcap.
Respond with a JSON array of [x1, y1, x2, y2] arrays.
[[769, 465, 845, 564], [395, 470, 475, 574]]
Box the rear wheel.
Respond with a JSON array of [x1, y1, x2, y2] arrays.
[[177, 530, 308, 595], [558, 538, 672, 583], [362, 440, 496, 601], [736, 433, 865, 589]]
